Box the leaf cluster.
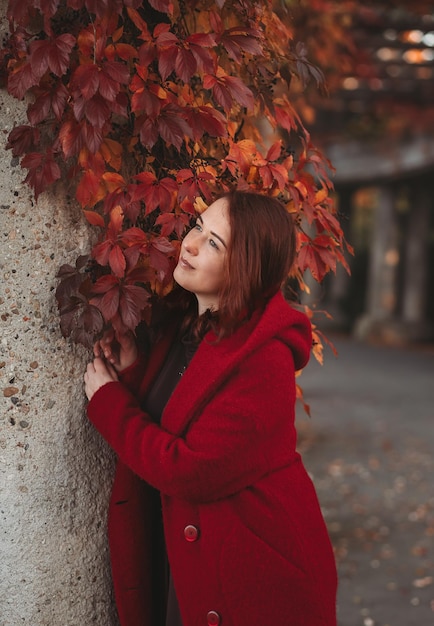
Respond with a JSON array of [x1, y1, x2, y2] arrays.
[[2, 0, 352, 350]]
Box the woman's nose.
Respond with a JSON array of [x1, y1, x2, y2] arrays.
[[184, 231, 199, 255]]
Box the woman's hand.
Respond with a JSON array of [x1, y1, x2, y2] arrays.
[[93, 328, 138, 372], [84, 357, 119, 401]]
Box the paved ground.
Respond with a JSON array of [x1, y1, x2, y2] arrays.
[[295, 334, 434, 626]]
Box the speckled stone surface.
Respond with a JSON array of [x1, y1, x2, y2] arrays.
[[0, 4, 118, 624]]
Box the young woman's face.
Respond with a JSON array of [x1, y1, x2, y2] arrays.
[[174, 197, 231, 314]]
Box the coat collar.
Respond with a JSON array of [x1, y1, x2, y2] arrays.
[[160, 291, 310, 435]]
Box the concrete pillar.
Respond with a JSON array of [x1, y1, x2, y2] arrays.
[[354, 184, 401, 341], [400, 181, 433, 339], [366, 184, 400, 318], [0, 4, 118, 623]]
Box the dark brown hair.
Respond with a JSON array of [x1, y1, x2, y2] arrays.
[[165, 190, 297, 341], [216, 190, 296, 335]]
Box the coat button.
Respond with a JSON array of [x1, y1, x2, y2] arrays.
[[206, 610, 221, 625], [184, 524, 200, 542]]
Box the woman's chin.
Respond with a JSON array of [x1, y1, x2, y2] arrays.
[[173, 264, 182, 285]]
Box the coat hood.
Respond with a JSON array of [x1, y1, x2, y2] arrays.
[[205, 290, 312, 372], [162, 291, 312, 436], [244, 290, 312, 371]]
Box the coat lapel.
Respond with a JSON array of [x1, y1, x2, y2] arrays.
[[161, 305, 265, 434], [157, 292, 306, 436]]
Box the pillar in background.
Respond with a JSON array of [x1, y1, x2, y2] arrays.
[[401, 180, 433, 340], [0, 8, 118, 623], [354, 184, 401, 342]]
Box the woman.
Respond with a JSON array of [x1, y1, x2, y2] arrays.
[[84, 191, 338, 626]]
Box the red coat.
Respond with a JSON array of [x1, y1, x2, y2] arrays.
[[87, 291, 337, 626]]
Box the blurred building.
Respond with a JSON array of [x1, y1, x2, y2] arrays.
[[309, 3, 434, 344]]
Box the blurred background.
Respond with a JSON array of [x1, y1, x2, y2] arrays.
[[289, 0, 434, 346], [290, 3, 434, 625]]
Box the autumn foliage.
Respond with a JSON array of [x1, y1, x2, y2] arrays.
[[1, 0, 351, 358]]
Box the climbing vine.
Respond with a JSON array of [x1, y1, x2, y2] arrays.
[[1, 0, 352, 366]]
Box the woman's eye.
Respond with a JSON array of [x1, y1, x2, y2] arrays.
[[209, 239, 218, 249]]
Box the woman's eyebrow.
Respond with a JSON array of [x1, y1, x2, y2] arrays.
[[197, 215, 228, 248]]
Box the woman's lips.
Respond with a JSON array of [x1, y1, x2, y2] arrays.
[[179, 256, 194, 269]]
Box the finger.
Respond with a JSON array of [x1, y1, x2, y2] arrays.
[[93, 340, 103, 358], [106, 362, 119, 381], [100, 328, 115, 346], [93, 356, 108, 372], [101, 332, 118, 361]]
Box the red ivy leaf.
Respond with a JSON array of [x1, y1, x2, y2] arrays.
[[29, 34, 75, 78], [6, 125, 40, 157], [51, 83, 69, 119], [55, 254, 90, 306], [90, 275, 150, 328], [148, 0, 173, 14], [121, 226, 147, 247], [138, 116, 159, 150], [218, 27, 263, 63], [59, 119, 82, 158], [81, 121, 104, 153], [72, 60, 129, 102], [60, 118, 104, 157], [273, 99, 302, 133], [6, 0, 34, 26], [91, 274, 119, 294], [149, 237, 174, 281], [77, 305, 104, 340], [109, 244, 127, 278], [156, 31, 179, 81], [138, 104, 190, 151], [176, 168, 215, 203], [92, 239, 113, 266], [73, 94, 112, 128], [258, 163, 288, 190], [126, 7, 151, 37], [83, 210, 105, 227], [7, 62, 38, 100], [156, 212, 190, 237], [21, 150, 61, 199], [175, 47, 197, 83], [130, 78, 165, 117], [298, 234, 338, 281], [118, 284, 150, 328], [72, 63, 99, 99], [204, 72, 254, 113], [38, 0, 63, 25], [122, 229, 175, 282], [27, 89, 52, 125], [314, 205, 343, 240], [99, 286, 121, 321], [266, 140, 282, 162], [188, 33, 216, 74], [76, 169, 100, 207], [185, 105, 227, 141], [59, 298, 104, 348], [131, 173, 178, 214]]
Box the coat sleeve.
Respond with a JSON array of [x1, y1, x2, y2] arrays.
[[87, 339, 298, 504]]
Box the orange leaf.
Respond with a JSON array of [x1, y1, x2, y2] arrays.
[[266, 140, 282, 162], [76, 170, 100, 208], [101, 172, 126, 194], [83, 210, 105, 227]]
